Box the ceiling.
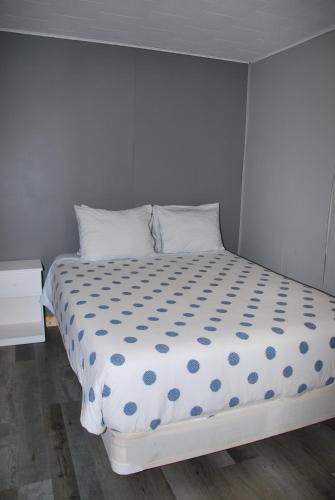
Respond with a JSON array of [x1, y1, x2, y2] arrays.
[[0, 0, 335, 62]]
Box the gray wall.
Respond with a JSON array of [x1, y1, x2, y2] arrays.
[[0, 32, 248, 272], [239, 29, 335, 294]]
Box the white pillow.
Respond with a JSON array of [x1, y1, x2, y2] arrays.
[[74, 204, 154, 260], [152, 203, 224, 253]]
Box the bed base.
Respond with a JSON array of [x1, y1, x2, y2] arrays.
[[101, 384, 335, 474]]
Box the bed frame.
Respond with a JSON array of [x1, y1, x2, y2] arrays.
[[101, 383, 335, 474]]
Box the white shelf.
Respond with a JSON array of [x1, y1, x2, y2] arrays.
[[0, 259, 45, 346], [0, 322, 45, 347]]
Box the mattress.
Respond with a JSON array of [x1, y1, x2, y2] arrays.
[[42, 251, 335, 435]]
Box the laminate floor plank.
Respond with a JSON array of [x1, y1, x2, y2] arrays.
[[229, 432, 335, 500], [220, 455, 324, 500], [15, 344, 35, 363], [205, 450, 236, 469], [0, 487, 18, 500], [35, 328, 81, 407], [13, 360, 50, 488], [43, 403, 80, 500], [326, 418, 335, 432], [0, 423, 17, 491], [162, 456, 247, 500], [61, 401, 106, 500], [17, 479, 54, 500], [0, 346, 15, 425], [272, 431, 335, 499], [291, 423, 335, 474], [228, 432, 335, 499]]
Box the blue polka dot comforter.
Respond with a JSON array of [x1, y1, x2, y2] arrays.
[[42, 251, 335, 435]]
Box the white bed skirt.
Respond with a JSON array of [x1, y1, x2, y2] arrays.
[[102, 384, 335, 474]]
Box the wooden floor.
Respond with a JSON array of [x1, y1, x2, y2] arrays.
[[1, 327, 335, 500]]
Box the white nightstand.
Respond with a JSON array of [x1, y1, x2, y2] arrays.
[[0, 260, 45, 346]]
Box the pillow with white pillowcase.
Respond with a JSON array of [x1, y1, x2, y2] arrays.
[[74, 204, 154, 260], [152, 203, 224, 253]]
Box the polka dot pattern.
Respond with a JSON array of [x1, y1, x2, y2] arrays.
[[47, 250, 335, 434]]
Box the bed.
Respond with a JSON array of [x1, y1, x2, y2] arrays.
[[42, 250, 335, 474]]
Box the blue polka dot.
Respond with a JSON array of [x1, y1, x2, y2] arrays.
[[272, 327, 284, 335], [175, 321, 186, 326], [264, 390, 274, 399], [143, 370, 156, 385], [204, 326, 217, 332], [314, 360, 323, 372], [330, 337, 335, 348], [298, 384, 307, 394], [190, 406, 203, 416], [229, 397, 239, 407], [150, 419, 161, 430], [304, 322, 316, 330], [168, 388, 180, 401], [124, 336, 137, 343], [187, 359, 200, 373], [124, 402, 137, 415], [210, 379, 221, 392], [110, 353, 125, 366], [165, 331, 178, 337], [197, 337, 211, 345], [136, 325, 148, 330], [228, 352, 240, 366], [85, 313, 95, 319], [89, 352, 96, 366], [133, 303, 143, 307], [110, 319, 121, 325], [265, 346, 276, 360], [248, 372, 259, 384], [326, 377, 334, 385], [98, 304, 109, 310], [89, 387, 95, 402], [76, 300, 86, 305], [299, 341, 309, 354], [155, 344, 170, 353], [283, 366, 293, 378], [157, 308, 167, 313], [236, 331, 249, 340], [122, 310, 132, 315], [78, 330, 84, 341], [102, 385, 111, 397], [240, 322, 252, 327], [96, 329, 108, 336], [148, 316, 159, 321]]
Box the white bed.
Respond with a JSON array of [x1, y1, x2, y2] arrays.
[[42, 250, 335, 474]]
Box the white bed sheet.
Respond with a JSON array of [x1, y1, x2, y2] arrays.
[[42, 251, 335, 435]]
